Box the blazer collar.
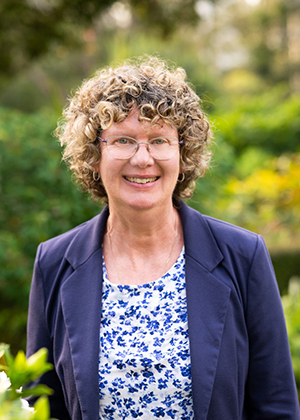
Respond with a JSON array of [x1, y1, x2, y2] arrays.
[[178, 201, 223, 271], [64, 206, 109, 269], [64, 201, 223, 273]]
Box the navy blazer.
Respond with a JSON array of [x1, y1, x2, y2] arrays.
[[26, 202, 299, 420]]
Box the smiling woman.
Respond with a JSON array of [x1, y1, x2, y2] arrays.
[[57, 56, 211, 204], [26, 56, 299, 420]]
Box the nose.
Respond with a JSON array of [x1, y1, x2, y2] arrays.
[[130, 142, 154, 168]]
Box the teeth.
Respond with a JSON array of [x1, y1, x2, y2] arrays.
[[126, 177, 157, 184]]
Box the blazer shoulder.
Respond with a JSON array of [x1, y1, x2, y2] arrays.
[[38, 221, 87, 258], [181, 201, 258, 246], [200, 215, 272, 302], [204, 214, 258, 240], [202, 213, 261, 258], [36, 215, 100, 270], [179, 202, 262, 270]]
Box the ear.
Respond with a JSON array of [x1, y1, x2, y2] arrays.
[[93, 160, 101, 174]]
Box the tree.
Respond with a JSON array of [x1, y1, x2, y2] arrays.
[[0, 0, 204, 78], [0, 107, 100, 353], [227, 0, 300, 90]]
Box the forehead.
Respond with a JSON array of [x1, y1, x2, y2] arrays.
[[102, 109, 178, 138]]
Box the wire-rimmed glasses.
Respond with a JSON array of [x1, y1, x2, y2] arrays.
[[99, 135, 183, 160]]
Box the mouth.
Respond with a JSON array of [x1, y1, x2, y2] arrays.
[[124, 176, 159, 184]]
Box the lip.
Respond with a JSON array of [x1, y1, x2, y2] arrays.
[[123, 175, 159, 185]]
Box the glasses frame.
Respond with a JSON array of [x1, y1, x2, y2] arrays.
[[99, 135, 183, 161]]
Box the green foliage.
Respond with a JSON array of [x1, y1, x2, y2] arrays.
[[0, 0, 202, 78], [282, 280, 300, 398], [272, 252, 300, 295], [0, 0, 114, 77], [213, 84, 300, 155], [0, 344, 56, 419], [0, 345, 52, 400], [191, 135, 236, 215], [0, 26, 218, 114], [0, 107, 100, 353], [213, 152, 300, 249]]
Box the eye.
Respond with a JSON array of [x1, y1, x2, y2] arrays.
[[110, 136, 135, 146], [150, 137, 169, 145], [116, 137, 129, 145]]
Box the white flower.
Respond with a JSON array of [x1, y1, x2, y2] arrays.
[[21, 398, 34, 412], [0, 371, 11, 393]]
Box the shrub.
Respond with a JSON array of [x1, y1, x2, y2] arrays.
[[0, 343, 56, 419], [282, 278, 300, 399]]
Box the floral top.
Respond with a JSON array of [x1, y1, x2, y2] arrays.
[[99, 247, 194, 419]]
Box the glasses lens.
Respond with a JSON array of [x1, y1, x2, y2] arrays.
[[106, 136, 136, 159], [149, 138, 178, 160]]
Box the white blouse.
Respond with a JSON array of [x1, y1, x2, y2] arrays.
[[99, 247, 195, 419]]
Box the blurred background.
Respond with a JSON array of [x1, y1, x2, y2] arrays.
[[0, 0, 300, 390]]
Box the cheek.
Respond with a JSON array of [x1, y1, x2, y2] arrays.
[[98, 153, 110, 176], [174, 156, 182, 176], [99, 158, 123, 186]]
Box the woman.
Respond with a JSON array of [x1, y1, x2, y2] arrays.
[[26, 57, 299, 420]]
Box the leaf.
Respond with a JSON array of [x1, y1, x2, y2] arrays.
[[22, 384, 54, 398], [0, 343, 13, 368], [27, 348, 47, 369], [33, 396, 50, 420], [0, 344, 9, 364], [26, 348, 53, 381], [14, 350, 28, 372]]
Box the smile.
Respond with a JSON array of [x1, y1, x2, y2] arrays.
[[124, 176, 158, 184]]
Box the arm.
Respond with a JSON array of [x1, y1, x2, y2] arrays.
[[245, 236, 299, 419], [26, 245, 71, 420]]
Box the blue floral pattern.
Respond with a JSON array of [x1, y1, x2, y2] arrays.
[[99, 247, 195, 419]]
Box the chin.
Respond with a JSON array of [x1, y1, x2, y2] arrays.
[[126, 200, 158, 212], [125, 194, 173, 213]]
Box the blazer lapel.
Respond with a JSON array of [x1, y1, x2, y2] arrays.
[[179, 202, 231, 420], [60, 207, 109, 420]]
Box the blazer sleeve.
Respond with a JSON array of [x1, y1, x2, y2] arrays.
[[26, 244, 71, 420], [245, 235, 299, 419]]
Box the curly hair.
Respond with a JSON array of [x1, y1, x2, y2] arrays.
[[56, 56, 212, 204]]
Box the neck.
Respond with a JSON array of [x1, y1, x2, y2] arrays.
[[103, 201, 184, 285], [107, 200, 178, 243]]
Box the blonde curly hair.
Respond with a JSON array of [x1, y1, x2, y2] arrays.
[[56, 56, 212, 203]]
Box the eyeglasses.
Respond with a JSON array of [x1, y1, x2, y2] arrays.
[[99, 135, 183, 160]]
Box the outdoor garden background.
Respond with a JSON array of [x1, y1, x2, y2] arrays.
[[1, 0, 300, 397]]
